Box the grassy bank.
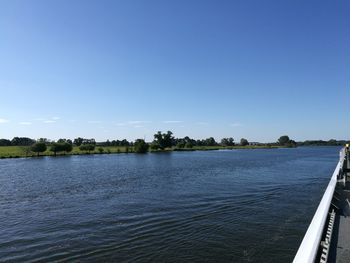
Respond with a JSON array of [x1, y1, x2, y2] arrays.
[[0, 145, 285, 159], [0, 146, 131, 158]]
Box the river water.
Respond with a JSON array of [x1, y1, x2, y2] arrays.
[[0, 147, 340, 262]]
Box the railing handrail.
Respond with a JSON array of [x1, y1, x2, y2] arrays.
[[293, 148, 345, 263]]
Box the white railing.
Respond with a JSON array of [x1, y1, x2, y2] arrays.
[[293, 148, 346, 263]]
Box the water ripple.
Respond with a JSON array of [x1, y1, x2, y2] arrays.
[[0, 147, 340, 262]]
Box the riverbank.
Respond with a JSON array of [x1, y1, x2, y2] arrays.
[[0, 145, 286, 159]]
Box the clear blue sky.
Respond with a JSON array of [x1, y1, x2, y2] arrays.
[[1, 0, 349, 142]]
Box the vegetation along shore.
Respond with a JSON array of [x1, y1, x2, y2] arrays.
[[0, 131, 339, 159]]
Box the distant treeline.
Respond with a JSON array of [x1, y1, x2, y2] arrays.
[[297, 140, 350, 146], [0, 133, 297, 149], [0, 133, 301, 156], [0, 137, 129, 147], [0, 137, 36, 146], [1, 133, 346, 158]]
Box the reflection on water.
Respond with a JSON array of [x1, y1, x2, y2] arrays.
[[0, 147, 340, 262]]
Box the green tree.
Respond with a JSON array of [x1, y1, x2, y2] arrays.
[[204, 137, 217, 146], [153, 131, 164, 149], [221, 137, 235, 146], [105, 140, 111, 146], [328, 139, 338, 145], [278, 135, 290, 145], [150, 141, 160, 150], [134, 139, 149, 153], [176, 141, 186, 149], [221, 138, 228, 146], [63, 142, 73, 153], [227, 137, 234, 146], [185, 142, 193, 148], [98, 147, 104, 153], [121, 139, 130, 146], [37, 138, 49, 143], [50, 142, 73, 156], [153, 131, 174, 150], [240, 138, 249, 146], [83, 138, 96, 145], [74, 137, 84, 146], [286, 140, 297, 148], [79, 144, 95, 153], [11, 137, 35, 146], [31, 142, 47, 156], [163, 131, 174, 148], [277, 135, 297, 147], [0, 139, 11, 146], [50, 143, 61, 156]]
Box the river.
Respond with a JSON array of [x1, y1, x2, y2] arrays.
[[0, 147, 340, 262]]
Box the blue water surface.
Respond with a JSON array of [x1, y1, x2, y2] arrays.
[[0, 147, 341, 262]]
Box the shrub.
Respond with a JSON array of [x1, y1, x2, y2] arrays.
[[185, 142, 193, 148], [50, 142, 72, 156], [31, 142, 47, 156], [134, 139, 149, 153], [150, 142, 160, 150], [240, 138, 249, 146], [79, 144, 95, 153]]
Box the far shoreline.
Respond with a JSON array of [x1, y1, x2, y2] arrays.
[[0, 145, 292, 159]]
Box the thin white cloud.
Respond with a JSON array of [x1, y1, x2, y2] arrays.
[[163, 121, 183, 124], [19, 121, 32, 125], [134, 125, 144, 128], [36, 117, 60, 122], [0, 118, 9, 123], [128, 121, 151, 124], [114, 122, 127, 126], [88, 121, 102, 124], [230, 122, 243, 127]]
